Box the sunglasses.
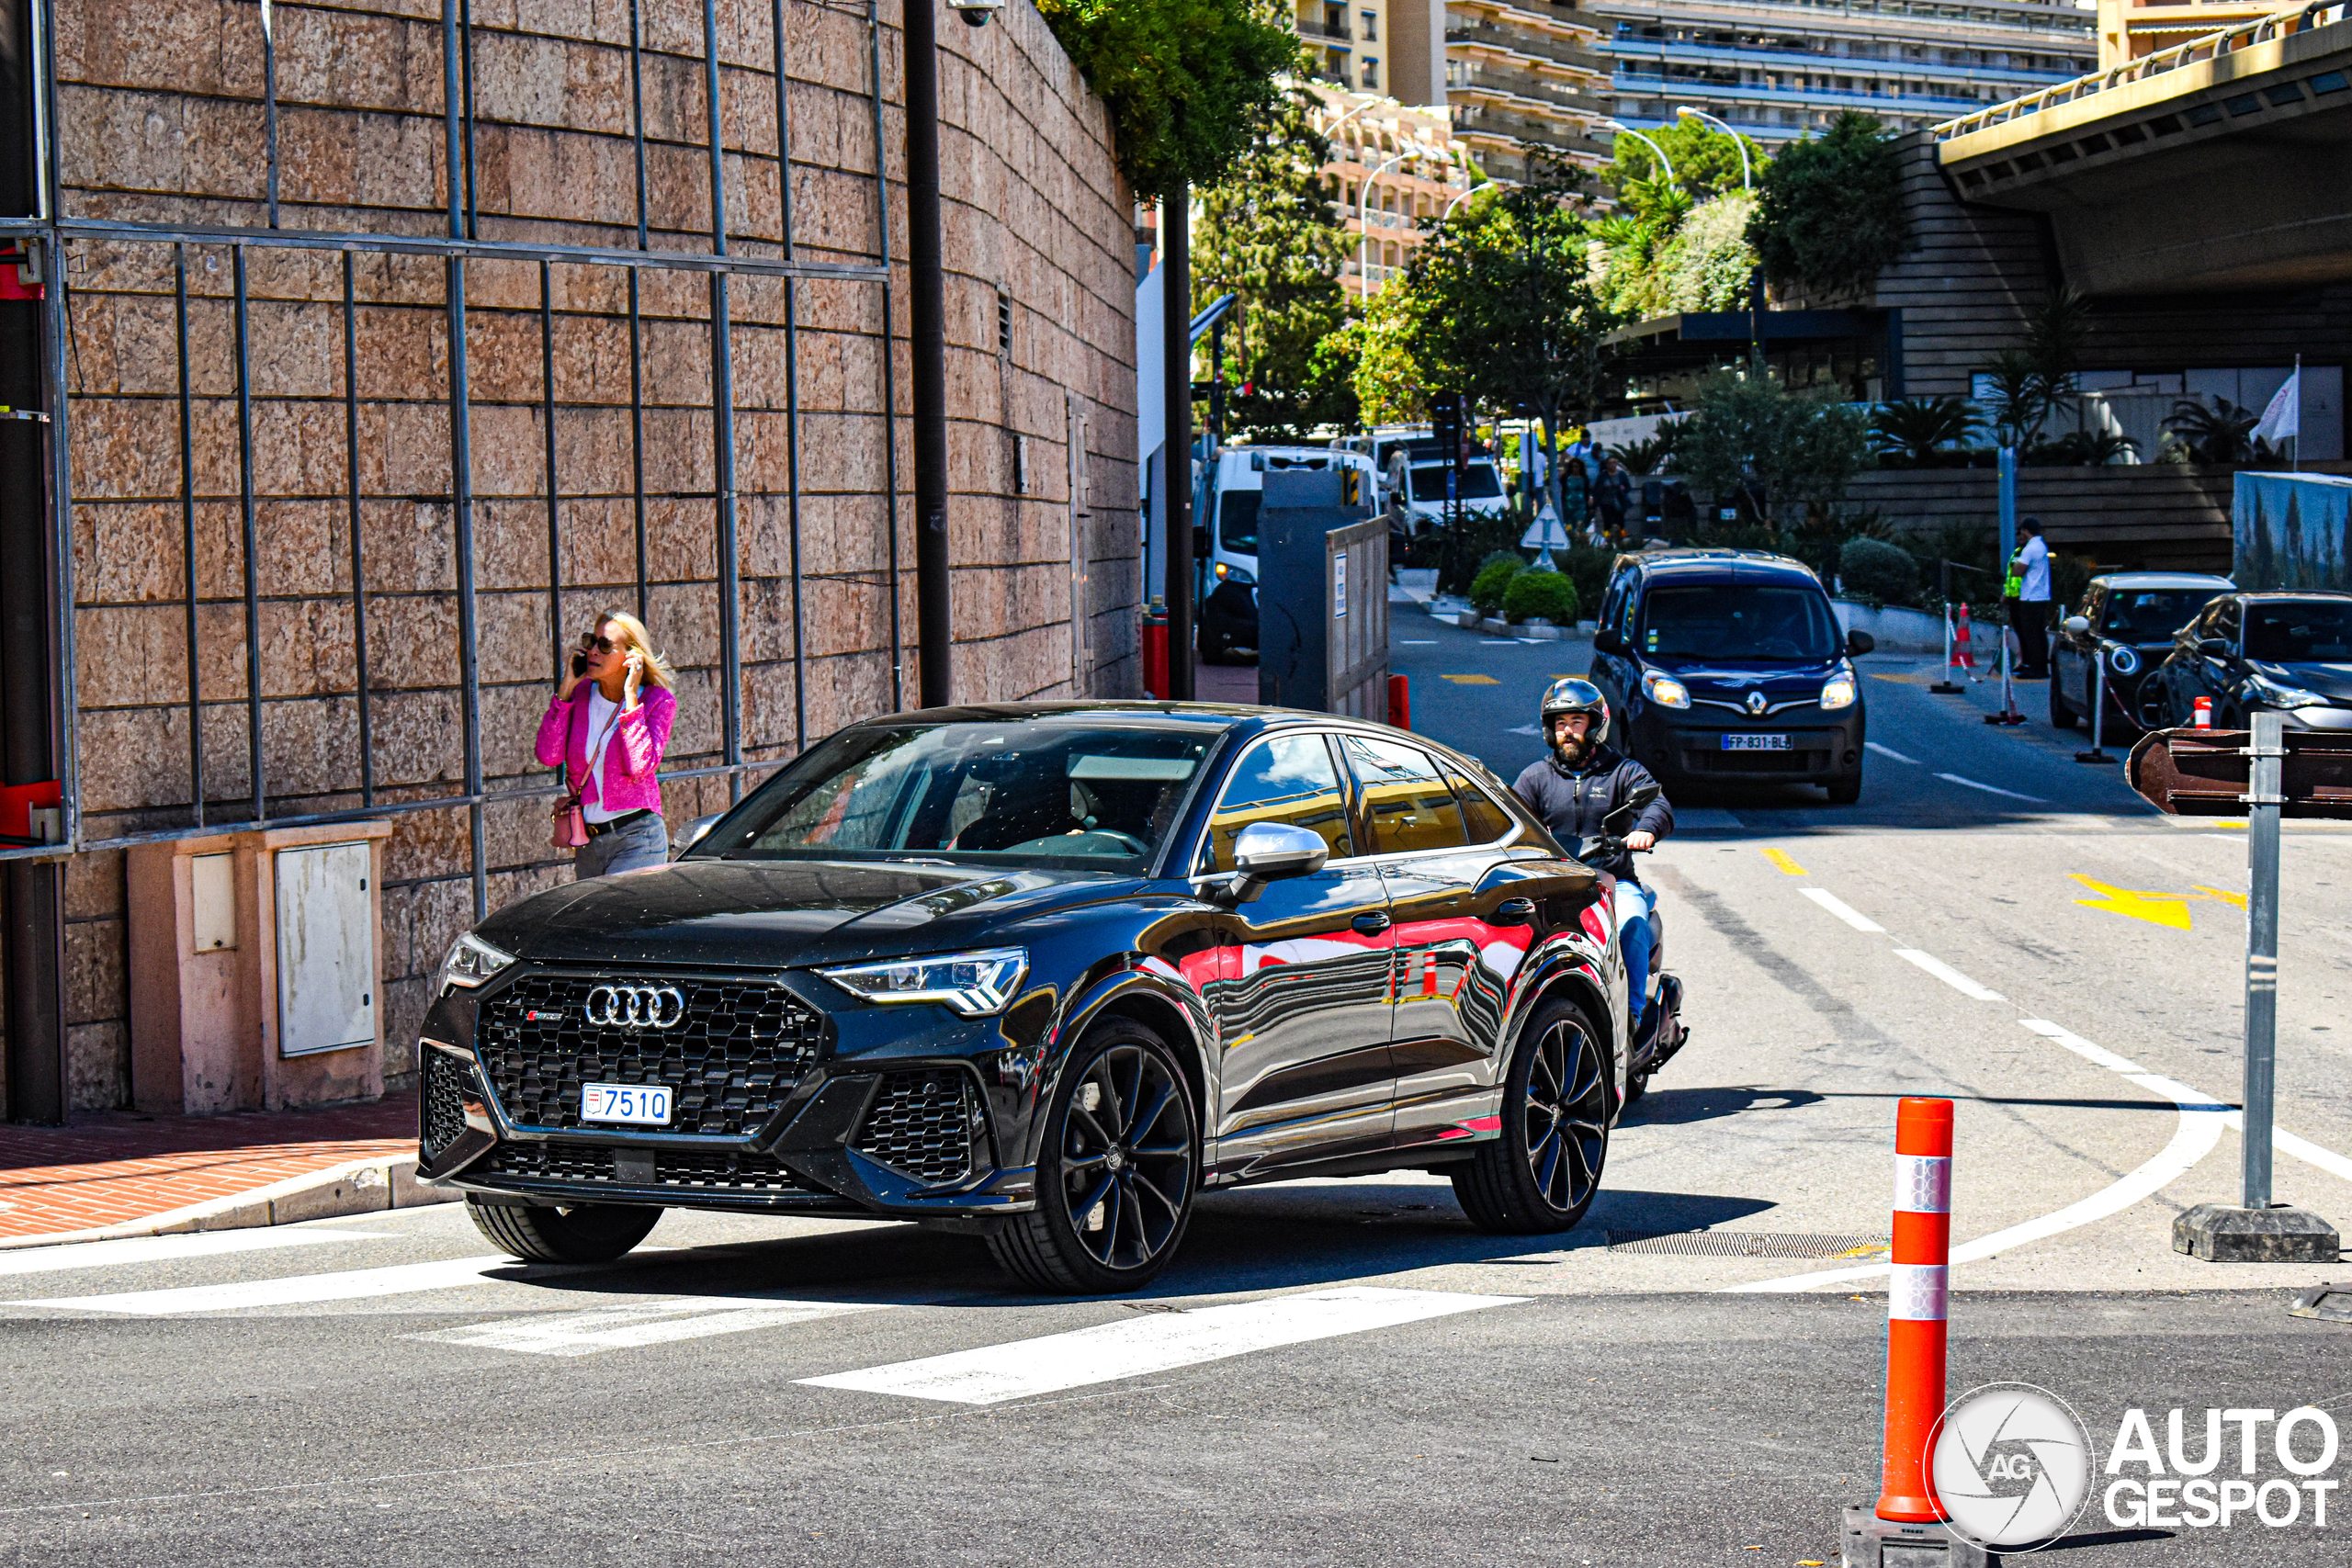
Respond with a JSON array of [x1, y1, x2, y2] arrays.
[[579, 634, 622, 654]]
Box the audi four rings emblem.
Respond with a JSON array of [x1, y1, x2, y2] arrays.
[[584, 984, 687, 1030]]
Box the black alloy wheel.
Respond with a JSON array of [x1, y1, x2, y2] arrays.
[[1453, 998, 1611, 1235], [989, 1020, 1198, 1293], [468, 1197, 662, 1263]]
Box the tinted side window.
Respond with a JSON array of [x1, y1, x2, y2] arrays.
[[1342, 736, 1469, 853], [1447, 768, 1514, 843], [1207, 734, 1353, 870], [2213, 599, 2243, 643]]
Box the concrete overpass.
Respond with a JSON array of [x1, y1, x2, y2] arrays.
[[1935, 6, 2352, 294]]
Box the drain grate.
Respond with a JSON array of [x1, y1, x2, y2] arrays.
[[1607, 1230, 1890, 1260]]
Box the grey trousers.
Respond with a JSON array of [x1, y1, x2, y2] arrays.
[[574, 811, 670, 877]]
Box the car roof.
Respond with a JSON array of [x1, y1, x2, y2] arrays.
[[861, 702, 1498, 763], [2233, 588, 2352, 601], [2093, 572, 2234, 590], [1628, 548, 1822, 586]]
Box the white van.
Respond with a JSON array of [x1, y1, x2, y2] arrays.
[[1396, 454, 1510, 535], [1193, 445, 1380, 663]]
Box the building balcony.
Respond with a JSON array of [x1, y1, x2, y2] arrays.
[[1610, 70, 1990, 114], [1600, 37, 2086, 90], [1295, 16, 1354, 43], [1451, 59, 1607, 111]]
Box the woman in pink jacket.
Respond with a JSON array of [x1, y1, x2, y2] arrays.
[[536, 610, 679, 877]]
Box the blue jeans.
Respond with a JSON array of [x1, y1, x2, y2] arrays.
[[1615, 879, 1657, 1028], [575, 811, 670, 877]]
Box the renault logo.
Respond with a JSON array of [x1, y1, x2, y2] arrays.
[[583, 984, 686, 1030], [1746, 691, 1769, 716]]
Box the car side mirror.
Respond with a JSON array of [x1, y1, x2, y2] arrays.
[[2199, 637, 2233, 659], [1593, 628, 1629, 657], [2064, 615, 2091, 636], [1205, 821, 1328, 904], [1193, 525, 1212, 559], [673, 812, 723, 858], [1845, 629, 1875, 657]]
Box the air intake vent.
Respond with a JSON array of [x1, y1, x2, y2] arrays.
[[421, 1048, 472, 1157], [854, 1070, 983, 1185]]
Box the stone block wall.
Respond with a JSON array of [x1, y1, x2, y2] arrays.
[[28, 0, 1138, 1111]]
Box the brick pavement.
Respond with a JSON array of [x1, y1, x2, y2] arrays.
[[0, 1094, 418, 1242]]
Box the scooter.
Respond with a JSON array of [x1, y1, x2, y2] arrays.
[[1566, 781, 1687, 1108]]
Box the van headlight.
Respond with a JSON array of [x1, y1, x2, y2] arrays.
[[437, 931, 514, 994], [1215, 562, 1255, 585], [1645, 673, 1690, 709], [820, 947, 1029, 1016], [1820, 677, 1857, 710]]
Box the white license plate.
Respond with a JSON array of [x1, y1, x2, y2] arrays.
[[582, 1083, 673, 1126], [1722, 733, 1793, 751]]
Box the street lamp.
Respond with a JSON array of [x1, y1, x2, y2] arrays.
[[1674, 105, 1751, 190], [1357, 151, 1407, 288], [1441, 179, 1497, 222], [1596, 118, 1675, 185]]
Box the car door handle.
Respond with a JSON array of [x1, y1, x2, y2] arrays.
[[1351, 911, 1392, 935], [1492, 897, 1536, 925]]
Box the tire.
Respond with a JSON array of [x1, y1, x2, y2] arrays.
[[2049, 668, 2077, 729], [1623, 1069, 1650, 1109], [1826, 773, 1862, 806], [989, 1019, 1199, 1293], [1452, 998, 1611, 1235], [468, 1197, 662, 1263]]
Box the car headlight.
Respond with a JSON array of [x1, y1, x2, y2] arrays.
[[1819, 677, 1857, 710], [2250, 674, 2330, 709], [437, 931, 514, 994], [820, 947, 1029, 1017], [2108, 644, 2142, 677], [1215, 562, 1255, 585], [1644, 673, 1690, 710]]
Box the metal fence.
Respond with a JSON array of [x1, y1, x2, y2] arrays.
[[1, 0, 906, 923]]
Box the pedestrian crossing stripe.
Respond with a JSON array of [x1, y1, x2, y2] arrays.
[[413, 1297, 893, 1357]]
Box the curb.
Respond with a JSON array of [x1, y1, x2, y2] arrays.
[[0, 1151, 459, 1252]]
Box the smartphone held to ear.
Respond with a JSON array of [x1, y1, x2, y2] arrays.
[[571, 653, 588, 677]]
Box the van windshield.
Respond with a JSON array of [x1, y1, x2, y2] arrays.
[[1409, 464, 1503, 502], [1641, 584, 1841, 661]]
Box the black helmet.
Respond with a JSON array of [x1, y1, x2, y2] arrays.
[[1539, 676, 1611, 748]]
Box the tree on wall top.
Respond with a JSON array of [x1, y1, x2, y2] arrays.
[[1747, 111, 1913, 300], [1037, 0, 1299, 194]]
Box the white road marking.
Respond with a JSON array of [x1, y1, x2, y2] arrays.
[[413, 1298, 891, 1358], [1399, 639, 1436, 645], [1893, 948, 2005, 1000], [1510, 723, 1543, 736], [11, 1254, 526, 1314], [1865, 741, 1919, 764], [1934, 772, 2049, 804], [0, 1228, 392, 1279], [798, 1286, 1522, 1406], [1800, 887, 1884, 932], [1479, 639, 1521, 645]]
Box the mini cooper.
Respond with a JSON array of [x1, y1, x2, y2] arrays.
[[418, 704, 1629, 1293]]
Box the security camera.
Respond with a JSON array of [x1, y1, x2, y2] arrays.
[[955, 0, 1003, 23]]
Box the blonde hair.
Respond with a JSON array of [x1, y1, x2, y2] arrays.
[[596, 609, 675, 690]]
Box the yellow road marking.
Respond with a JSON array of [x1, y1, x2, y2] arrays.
[[2192, 884, 2247, 909], [1760, 848, 1806, 875], [1440, 673, 1498, 685], [2070, 874, 2192, 931]]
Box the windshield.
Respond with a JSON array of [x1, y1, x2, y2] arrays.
[[1409, 464, 1503, 502], [2102, 589, 2222, 642], [1640, 584, 1841, 661], [699, 720, 1218, 870], [2246, 600, 2352, 662], [1219, 490, 1260, 556]]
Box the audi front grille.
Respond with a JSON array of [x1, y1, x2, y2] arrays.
[[475, 973, 825, 1136], [481, 1141, 822, 1195], [854, 1070, 984, 1185]]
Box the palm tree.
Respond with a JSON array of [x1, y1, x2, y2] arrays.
[[1870, 396, 1982, 465], [2162, 397, 2278, 466]]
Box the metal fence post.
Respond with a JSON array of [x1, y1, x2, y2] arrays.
[[2243, 709, 2283, 1211]]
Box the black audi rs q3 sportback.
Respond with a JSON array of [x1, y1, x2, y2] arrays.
[[418, 704, 1627, 1293]]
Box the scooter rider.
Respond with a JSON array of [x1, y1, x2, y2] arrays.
[[1511, 678, 1675, 1033]]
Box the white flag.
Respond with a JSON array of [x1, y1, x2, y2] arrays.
[[2256, 367, 2301, 448]]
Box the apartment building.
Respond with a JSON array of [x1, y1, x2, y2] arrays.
[[1445, 0, 1618, 180], [2095, 0, 2276, 65], [1586, 0, 2097, 144], [1307, 85, 1479, 293]]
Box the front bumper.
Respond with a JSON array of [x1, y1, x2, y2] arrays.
[[1631, 704, 1866, 787], [415, 965, 1044, 1224]]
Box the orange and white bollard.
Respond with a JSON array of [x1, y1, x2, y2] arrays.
[[1877, 1097, 1953, 1524], [2193, 695, 2213, 729]]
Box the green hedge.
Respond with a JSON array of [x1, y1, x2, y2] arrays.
[[1838, 536, 1919, 605], [1504, 570, 1578, 626], [1469, 555, 1527, 615]]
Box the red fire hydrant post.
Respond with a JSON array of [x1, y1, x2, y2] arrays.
[[1387, 672, 1410, 730], [1141, 607, 1170, 700], [1878, 1096, 1953, 1524]]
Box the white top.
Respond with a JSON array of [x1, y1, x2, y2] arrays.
[[2018, 536, 2051, 602], [583, 687, 625, 821]]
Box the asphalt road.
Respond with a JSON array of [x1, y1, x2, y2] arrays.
[[8, 608, 2352, 1567]]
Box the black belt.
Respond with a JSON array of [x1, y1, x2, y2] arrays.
[[584, 808, 656, 839]]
